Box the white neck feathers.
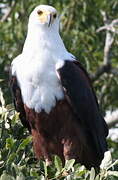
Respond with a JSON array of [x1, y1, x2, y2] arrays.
[[22, 22, 69, 62], [12, 17, 75, 114]]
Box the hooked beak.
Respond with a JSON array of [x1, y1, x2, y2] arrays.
[[48, 14, 52, 27], [38, 10, 54, 27]]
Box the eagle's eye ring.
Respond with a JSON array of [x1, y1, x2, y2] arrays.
[[37, 10, 43, 15], [53, 13, 57, 18]]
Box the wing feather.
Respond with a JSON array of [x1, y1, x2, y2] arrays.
[[57, 60, 108, 156], [10, 75, 31, 132]]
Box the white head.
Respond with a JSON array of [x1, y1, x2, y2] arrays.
[[23, 5, 75, 61], [28, 5, 59, 31]]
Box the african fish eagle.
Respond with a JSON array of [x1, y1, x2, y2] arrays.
[[10, 5, 108, 168]]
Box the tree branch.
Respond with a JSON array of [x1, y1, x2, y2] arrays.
[[90, 11, 118, 81], [97, 19, 118, 34], [90, 64, 111, 81], [0, 1, 16, 22]]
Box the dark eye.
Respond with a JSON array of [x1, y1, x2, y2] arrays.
[[37, 10, 43, 15], [53, 13, 57, 18]]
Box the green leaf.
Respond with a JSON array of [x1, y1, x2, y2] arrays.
[[75, 169, 86, 177], [54, 155, 63, 173], [6, 138, 14, 149], [85, 171, 90, 179], [11, 112, 20, 123], [74, 164, 86, 177], [74, 170, 85, 177], [107, 160, 118, 170], [107, 170, 118, 177], [17, 136, 32, 151], [16, 173, 25, 180], [65, 159, 75, 171], [66, 174, 72, 180], [7, 152, 16, 164], [100, 151, 112, 170], [30, 169, 39, 178], [95, 175, 100, 180], [0, 79, 4, 82], [89, 167, 95, 180], [0, 171, 15, 180], [39, 175, 45, 180], [43, 161, 48, 178]]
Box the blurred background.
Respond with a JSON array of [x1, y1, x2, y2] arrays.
[[0, 0, 118, 178]]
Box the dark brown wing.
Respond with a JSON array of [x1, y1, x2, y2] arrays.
[[74, 61, 108, 137], [10, 75, 31, 132], [57, 60, 108, 157]]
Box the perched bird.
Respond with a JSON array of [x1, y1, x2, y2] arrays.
[[10, 5, 108, 168]]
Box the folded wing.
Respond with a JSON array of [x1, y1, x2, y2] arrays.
[[57, 60, 108, 157]]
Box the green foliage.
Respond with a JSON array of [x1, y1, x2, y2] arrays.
[[0, 0, 118, 179], [0, 93, 118, 180]]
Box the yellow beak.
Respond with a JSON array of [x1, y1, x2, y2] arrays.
[[39, 11, 53, 26]]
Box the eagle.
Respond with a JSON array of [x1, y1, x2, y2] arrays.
[[10, 5, 108, 168]]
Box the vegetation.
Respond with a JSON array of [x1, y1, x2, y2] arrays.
[[0, 0, 118, 179], [0, 103, 118, 179]]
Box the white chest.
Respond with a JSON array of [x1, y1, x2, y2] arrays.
[[15, 55, 64, 114]]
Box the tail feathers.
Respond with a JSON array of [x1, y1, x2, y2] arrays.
[[89, 131, 107, 158], [91, 118, 108, 158]]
